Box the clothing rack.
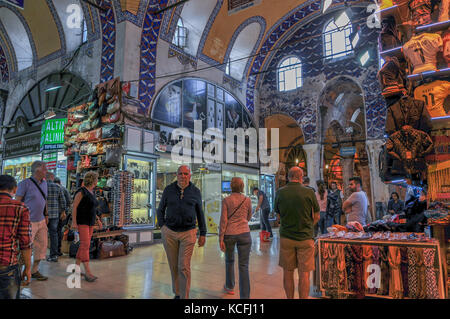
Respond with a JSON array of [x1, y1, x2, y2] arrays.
[[317, 237, 445, 299]]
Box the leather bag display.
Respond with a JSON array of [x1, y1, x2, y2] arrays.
[[102, 124, 121, 139]]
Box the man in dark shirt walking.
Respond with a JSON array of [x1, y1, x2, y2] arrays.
[[0, 175, 32, 299], [157, 165, 207, 299], [275, 167, 320, 299]]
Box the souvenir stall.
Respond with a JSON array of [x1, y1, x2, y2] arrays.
[[63, 77, 159, 249], [317, 0, 450, 298]]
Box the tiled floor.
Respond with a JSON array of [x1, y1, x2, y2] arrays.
[[21, 230, 320, 299]]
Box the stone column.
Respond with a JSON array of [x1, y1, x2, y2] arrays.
[[302, 143, 322, 187], [366, 139, 391, 219]]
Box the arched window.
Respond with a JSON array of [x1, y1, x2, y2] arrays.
[[277, 56, 302, 92], [323, 11, 353, 60], [172, 18, 188, 48]]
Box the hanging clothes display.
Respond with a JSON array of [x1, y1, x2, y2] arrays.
[[377, 246, 390, 296], [408, 247, 419, 298], [388, 246, 404, 299], [368, 246, 381, 294], [423, 248, 440, 299], [400, 247, 409, 297]]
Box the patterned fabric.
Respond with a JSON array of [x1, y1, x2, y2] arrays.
[[0, 194, 32, 266], [408, 0, 433, 25], [369, 247, 381, 294], [336, 244, 348, 298], [350, 245, 365, 298], [423, 248, 440, 299], [408, 247, 419, 298], [327, 243, 339, 292], [377, 246, 390, 295], [345, 245, 356, 293], [321, 242, 329, 290], [415, 248, 427, 299], [388, 246, 404, 299], [46, 181, 66, 219], [386, 126, 433, 175], [362, 246, 373, 293], [400, 247, 409, 297]]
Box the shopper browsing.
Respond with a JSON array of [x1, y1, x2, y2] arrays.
[[252, 187, 273, 239], [274, 167, 320, 299], [71, 171, 102, 282], [342, 177, 369, 225], [302, 176, 316, 193], [388, 192, 404, 215], [45, 172, 66, 262], [156, 165, 207, 299], [0, 175, 32, 299], [327, 181, 343, 225], [220, 177, 253, 298], [15, 161, 49, 282]]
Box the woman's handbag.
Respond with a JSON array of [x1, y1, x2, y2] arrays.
[[105, 145, 122, 165]]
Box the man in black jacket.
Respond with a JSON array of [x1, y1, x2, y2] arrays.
[[157, 165, 206, 299]]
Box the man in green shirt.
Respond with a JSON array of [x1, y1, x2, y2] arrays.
[[274, 167, 320, 299]]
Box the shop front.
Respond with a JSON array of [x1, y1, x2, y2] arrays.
[[41, 118, 68, 186], [2, 117, 42, 182], [152, 77, 262, 234]]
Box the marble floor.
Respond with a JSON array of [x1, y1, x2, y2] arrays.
[[21, 230, 320, 299]]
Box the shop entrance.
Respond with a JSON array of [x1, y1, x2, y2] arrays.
[[318, 76, 373, 217], [264, 113, 306, 189]]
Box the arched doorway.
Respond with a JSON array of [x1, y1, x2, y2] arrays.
[[3, 72, 91, 184], [264, 113, 305, 188], [318, 76, 373, 217]]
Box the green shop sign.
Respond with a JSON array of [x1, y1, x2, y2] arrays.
[[40, 118, 67, 151]]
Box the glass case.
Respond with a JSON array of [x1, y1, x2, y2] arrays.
[[124, 155, 156, 227]]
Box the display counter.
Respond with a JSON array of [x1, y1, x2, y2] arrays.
[[317, 236, 445, 299]]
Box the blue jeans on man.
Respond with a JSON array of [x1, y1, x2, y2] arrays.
[[224, 232, 252, 299], [48, 218, 63, 258], [0, 265, 20, 299], [260, 207, 273, 237]]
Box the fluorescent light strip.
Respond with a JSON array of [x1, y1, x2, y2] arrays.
[[390, 179, 406, 184], [431, 115, 450, 120], [380, 46, 402, 55], [416, 19, 450, 31]]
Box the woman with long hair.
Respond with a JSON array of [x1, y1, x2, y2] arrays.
[[71, 171, 102, 282], [219, 177, 253, 298]]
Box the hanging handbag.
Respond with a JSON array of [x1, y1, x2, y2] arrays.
[[102, 124, 121, 139], [96, 142, 105, 154], [69, 123, 81, 134], [82, 155, 91, 168], [88, 128, 102, 141], [80, 144, 89, 155], [97, 155, 105, 165], [79, 120, 92, 132], [105, 145, 122, 165], [89, 109, 99, 121], [98, 87, 107, 106], [67, 159, 76, 171], [87, 144, 97, 155], [102, 111, 121, 124], [90, 156, 98, 167], [76, 132, 89, 142], [107, 100, 120, 114]]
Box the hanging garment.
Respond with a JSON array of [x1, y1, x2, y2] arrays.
[[321, 242, 330, 290], [385, 126, 434, 175], [368, 246, 381, 294], [377, 246, 390, 296], [400, 247, 409, 297], [408, 0, 433, 25], [350, 245, 365, 299], [408, 247, 419, 298], [415, 248, 427, 299], [414, 80, 450, 118], [388, 246, 404, 299], [377, 56, 406, 94], [379, 16, 402, 51], [336, 244, 348, 298], [328, 243, 339, 293], [438, 0, 450, 22], [385, 96, 431, 135], [345, 245, 356, 294], [443, 30, 450, 67], [423, 248, 440, 299], [363, 246, 374, 294], [403, 33, 443, 74]]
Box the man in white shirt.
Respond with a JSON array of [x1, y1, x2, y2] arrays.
[[342, 177, 368, 225]]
